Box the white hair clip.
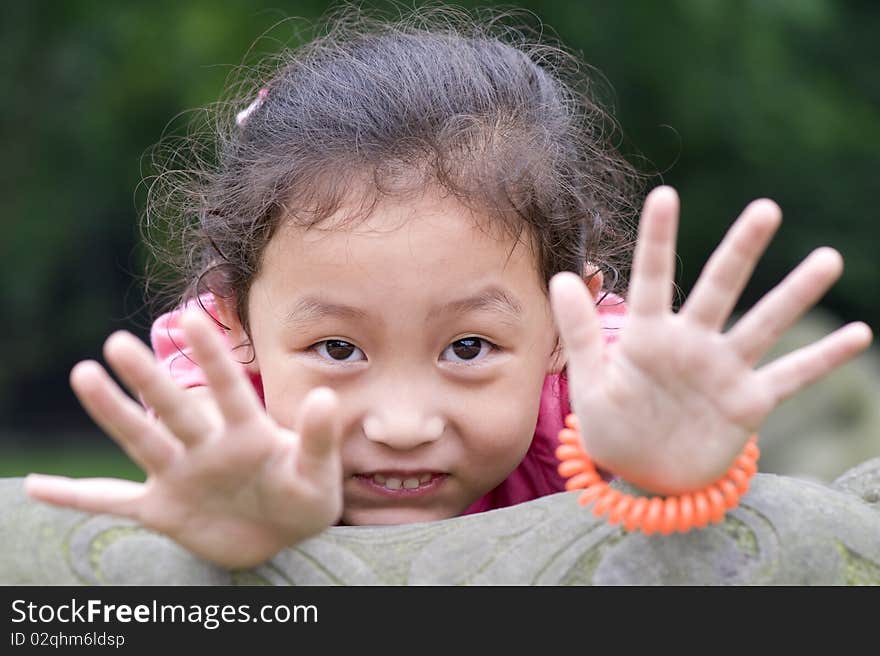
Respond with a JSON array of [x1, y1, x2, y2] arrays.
[[235, 88, 269, 127]]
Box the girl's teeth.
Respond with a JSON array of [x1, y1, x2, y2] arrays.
[[370, 473, 436, 489]]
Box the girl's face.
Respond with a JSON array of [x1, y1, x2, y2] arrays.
[[223, 188, 572, 526]]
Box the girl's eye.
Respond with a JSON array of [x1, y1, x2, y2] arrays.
[[314, 339, 366, 362], [311, 337, 496, 365], [441, 337, 495, 363]]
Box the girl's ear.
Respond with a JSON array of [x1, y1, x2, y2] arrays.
[[213, 296, 260, 375], [547, 339, 566, 375], [584, 266, 604, 301], [547, 264, 605, 375]]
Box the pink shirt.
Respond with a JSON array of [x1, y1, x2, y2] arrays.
[[150, 292, 627, 514]]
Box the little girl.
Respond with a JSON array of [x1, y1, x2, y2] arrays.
[[25, 4, 872, 568]]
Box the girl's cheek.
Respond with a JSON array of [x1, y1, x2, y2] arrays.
[[259, 373, 311, 428], [463, 402, 530, 454], [262, 398, 293, 429]]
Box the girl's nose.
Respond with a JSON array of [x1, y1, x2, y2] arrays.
[[362, 413, 445, 450]]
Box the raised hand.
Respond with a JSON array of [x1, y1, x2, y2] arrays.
[[550, 186, 873, 495], [25, 309, 343, 568]]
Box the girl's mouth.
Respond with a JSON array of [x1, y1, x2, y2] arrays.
[[354, 472, 448, 497]]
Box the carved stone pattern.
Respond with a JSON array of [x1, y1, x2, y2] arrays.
[[3, 462, 880, 585]]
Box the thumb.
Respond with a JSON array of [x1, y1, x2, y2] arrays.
[[294, 387, 343, 470], [549, 272, 605, 379]]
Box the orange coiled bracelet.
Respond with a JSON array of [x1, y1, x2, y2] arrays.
[[555, 414, 759, 535]]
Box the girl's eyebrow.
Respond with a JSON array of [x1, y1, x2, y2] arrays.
[[283, 285, 524, 329], [435, 286, 524, 326], [283, 297, 368, 328]]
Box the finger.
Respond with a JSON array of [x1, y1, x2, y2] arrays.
[[70, 360, 177, 473], [103, 331, 210, 446], [626, 186, 680, 316], [757, 322, 873, 403], [294, 387, 342, 473], [680, 199, 781, 330], [726, 247, 844, 364], [549, 272, 604, 376], [24, 474, 145, 519], [180, 309, 264, 427]]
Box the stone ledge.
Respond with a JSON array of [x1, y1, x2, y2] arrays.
[[3, 462, 880, 585]]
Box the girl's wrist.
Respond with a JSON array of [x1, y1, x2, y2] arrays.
[[556, 414, 759, 535]]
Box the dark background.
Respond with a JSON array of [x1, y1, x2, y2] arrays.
[[1, 1, 878, 478]]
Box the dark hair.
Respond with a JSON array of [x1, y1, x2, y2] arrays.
[[141, 1, 643, 337]]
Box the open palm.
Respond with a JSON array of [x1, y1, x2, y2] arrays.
[[26, 310, 343, 568], [550, 186, 872, 495]]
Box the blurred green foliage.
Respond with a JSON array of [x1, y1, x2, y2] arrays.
[[0, 444, 144, 481], [1, 1, 878, 465]]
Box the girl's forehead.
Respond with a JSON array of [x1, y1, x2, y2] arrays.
[[253, 225, 550, 332], [260, 194, 544, 297], [279, 212, 529, 268], [281, 186, 532, 253]]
